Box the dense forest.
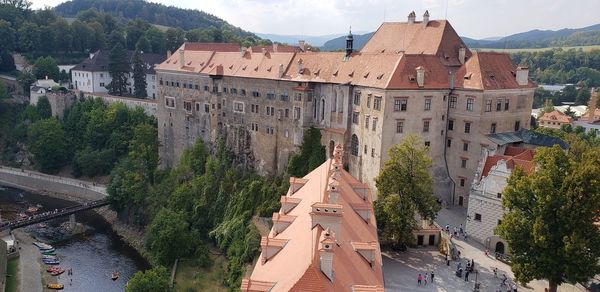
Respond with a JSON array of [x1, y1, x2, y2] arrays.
[[0, 0, 270, 67]]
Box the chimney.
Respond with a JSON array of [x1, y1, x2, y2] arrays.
[[408, 11, 416, 24], [319, 229, 335, 281], [178, 49, 184, 68], [297, 58, 304, 74], [416, 66, 425, 87], [459, 46, 466, 65], [273, 43, 278, 52], [241, 47, 247, 57], [422, 10, 430, 27], [311, 202, 343, 242], [298, 40, 305, 52], [167, 50, 171, 58], [278, 63, 285, 78], [327, 179, 340, 204], [516, 66, 529, 86]]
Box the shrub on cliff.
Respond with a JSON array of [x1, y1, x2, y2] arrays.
[[27, 118, 69, 174], [287, 127, 326, 177]]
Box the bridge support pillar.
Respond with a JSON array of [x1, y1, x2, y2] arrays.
[[69, 214, 76, 230]]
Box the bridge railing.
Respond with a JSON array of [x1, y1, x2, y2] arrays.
[[0, 165, 107, 195]]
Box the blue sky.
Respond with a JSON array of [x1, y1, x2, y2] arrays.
[[31, 0, 600, 39]]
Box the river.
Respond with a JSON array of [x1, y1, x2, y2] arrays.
[[0, 185, 150, 291]]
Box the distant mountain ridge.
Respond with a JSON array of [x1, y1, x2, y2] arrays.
[[55, 0, 258, 39], [255, 33, 346, 47], [321, 23, 600, 51]]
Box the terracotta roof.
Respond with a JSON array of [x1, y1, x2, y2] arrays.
[[183, 42, 241, 52], [481, 147, 536, 178], [386, 54, 451, 89], [243, 154, 383, 291], [539, 110, 573, 124], [360, 20, 471, 66], [457, 52, 536, 90]]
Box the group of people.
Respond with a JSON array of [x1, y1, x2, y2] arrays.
[[416, 271, 435, 287], [492, 268, 518, 292], [445, 223, 467, 240]]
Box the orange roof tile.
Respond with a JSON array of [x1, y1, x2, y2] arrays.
[[243, 157, 383, 291], [457, 52, 536, 90], [539, 110, 573, 124], [481, 147, 536, 178]]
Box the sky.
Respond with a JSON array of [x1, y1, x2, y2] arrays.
[[30, 0, 600, 39]]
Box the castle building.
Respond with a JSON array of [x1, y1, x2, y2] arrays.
[[538, 110, 573, 129], [240, 145, 384, 292], [155, 11, 536, 206]]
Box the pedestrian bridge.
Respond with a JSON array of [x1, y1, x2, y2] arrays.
[[0, 199, 109, 232]]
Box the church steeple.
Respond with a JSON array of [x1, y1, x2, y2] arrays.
[[345, 26, 354, 58]]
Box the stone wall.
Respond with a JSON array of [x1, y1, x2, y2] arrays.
[[83, 92, 157, 117], [0, 166, 106, 202]]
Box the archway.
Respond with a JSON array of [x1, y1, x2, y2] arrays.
[[495, 241, 505, 254]]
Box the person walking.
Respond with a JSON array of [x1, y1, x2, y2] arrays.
[[417, 273, 423, 286], [446, 254, 450, 266], [424, 273, 428, 286], [431, 271, 435, 283], [512, 283, 518, 292], [465, 270, 470, 282], [493, 267, 497, 278]]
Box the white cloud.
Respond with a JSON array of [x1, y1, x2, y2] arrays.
[[28, 0, 600, 39]]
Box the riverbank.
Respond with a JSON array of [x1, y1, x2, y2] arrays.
[[12, 230, 42, 292]]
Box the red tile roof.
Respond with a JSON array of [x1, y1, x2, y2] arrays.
[[242, 151, 383, 291], [539, 110, 573, 124], [183, 42, 241, 52], [457, 52, 536, 90], [481, 147, 536, 178]]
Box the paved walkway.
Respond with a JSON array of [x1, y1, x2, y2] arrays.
[[0, 166, 107, 195], [380, 206, 586, 292], [13, 230, 42, 292]]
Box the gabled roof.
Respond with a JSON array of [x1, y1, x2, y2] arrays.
[[457, 52, 536, 90], [539, 110, 573, 124], [243, 151, 383, 291], [481, 146, 536, 178]]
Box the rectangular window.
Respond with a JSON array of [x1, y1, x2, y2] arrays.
[[371, 148, 375, 158], [265, 106, 275, 116], [504, 98, 510, 111], [396, 120, 404, 133], [223, 87, 228, 93], [424, 98, 431, 111], [461, 159, 467, 168], [424, 141, 431, 147], [285, 108, 290, 118], [183, 101, 192, 113], [514, 121, 521, 131], [364, 145, 367, 155], [463, 142, 469, 151], [183, 83, 187, 88], [394, 98, 407, 111], [204, 85, 209, 91], [490, 122, 497, 134], [475, 213, 482, 221], [448, 120, 454, 131], [497, 193, 502, 199], [100, 73, 103, 78], [165, 97, 175, 108], [423, 120, 430, 133], [496, 98, 502, 111], [372, 118, 378, 131], [365, 116, 370, 129], [233, 101, 244, 113], [159, 79, 163, 85], [374, 96, 382, 111], [195, 84, 199, 90], [231, 88, 238, 94], [352, 112, 359, 124], [464, 122, 471, 134], [252, 91, 261, 98], [99, 82, 105, 87], [204, 104, 209, 113], [294, 93, 302, 101], [466, 98, 474, 111], [449, 96, 457, 108], [353, 91, 361, 105], [485, 99, 492, 112], [280, 91, 289, 101], [367, 94, 372, 108], [195, 102, 200, 112], [447, 139, 452, 148], [294, 107, 301, 120], [240, 89, 246, 96], [460, 178, 465, 187]]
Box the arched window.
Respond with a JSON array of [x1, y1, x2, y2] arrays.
[[332, 90, 337, 112], [351, 134, 359, 156]]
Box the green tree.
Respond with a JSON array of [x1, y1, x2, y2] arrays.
[[32, 56, 59, 81], [128, 123, 158, 177], [374, 135, 441, 249], [132, 50, 147, 98], [135, 36, 151, 53], [143, 27, 165, 54], [17, 22, 39, 52], [146, 208, 200, 266], [50, 18, 73, 53], [0, 50, 16, 72], [0, 20, 15, 52], [497, 146, 600, 292], [125, 266, 169, 292], [36, 96, 52, 119], [164, 27, 184, 53], [16, 68, 35, 96], [0, 80, 8, 99], [287, 127, 326, 177], [27, 118, 69, 173], [107, 43, 129, 96]]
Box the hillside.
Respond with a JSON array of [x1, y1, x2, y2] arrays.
[[55, 0, 258, 39], [321, 32, 374, 51], [320, 23, 600, 51]]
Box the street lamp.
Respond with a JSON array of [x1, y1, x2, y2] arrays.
[[473, 270, 480, 292]]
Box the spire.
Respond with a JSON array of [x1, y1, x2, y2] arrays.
[[345, 26, 354, 58]]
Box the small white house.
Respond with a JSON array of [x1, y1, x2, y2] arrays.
[[30, 77, 59, 105]]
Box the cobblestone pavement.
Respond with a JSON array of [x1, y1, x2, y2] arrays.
[[380, 206, 584, 292], [13, 230, 42, 292]]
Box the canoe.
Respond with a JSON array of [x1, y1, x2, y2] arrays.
[[41, 249, 56, 255], [43, 259, 60, 265], [47, 266, 62, 272], [51, 269, 65, 276], [43, 255, 57, 259], [33, 242, 54, 250], [47, 283, 64, 290]]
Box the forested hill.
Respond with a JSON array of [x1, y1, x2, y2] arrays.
[[55, 0, 258, 39]]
